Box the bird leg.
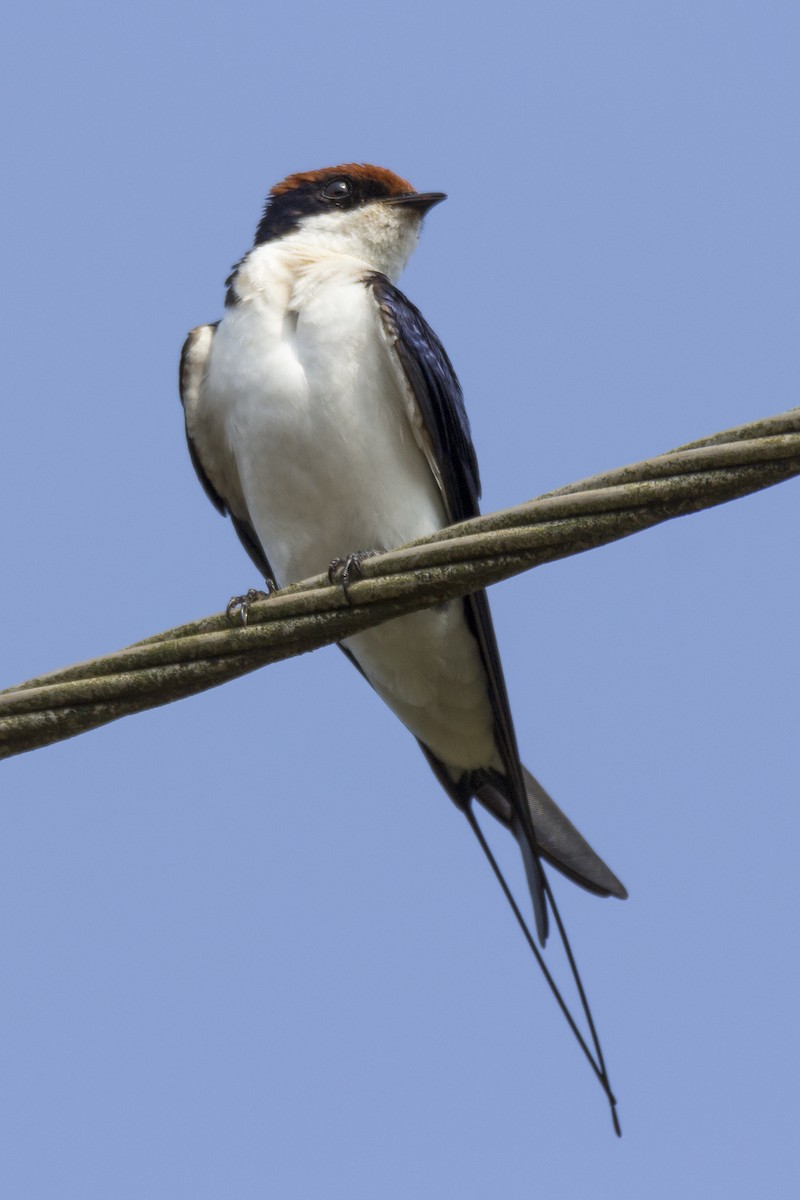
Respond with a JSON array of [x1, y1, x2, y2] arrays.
[[327, 550, 380, 603], [225, 582, 276, 627]]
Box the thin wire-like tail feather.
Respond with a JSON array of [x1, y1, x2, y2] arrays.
[[463, 801, 621, 1137], [540, 873, 621, 1134]]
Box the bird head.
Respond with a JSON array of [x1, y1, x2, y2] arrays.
[[252, 163, 446, 279]]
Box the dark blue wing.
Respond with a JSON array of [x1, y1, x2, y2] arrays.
[[366, 273, 481, 523], [367, 273, 551, 936]]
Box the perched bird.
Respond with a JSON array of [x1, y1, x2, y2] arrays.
[[180, 163, 626, 1124]]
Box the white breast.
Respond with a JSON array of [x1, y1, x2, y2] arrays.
[[199, 244, 500, 774], [205, 247, 444, 580]]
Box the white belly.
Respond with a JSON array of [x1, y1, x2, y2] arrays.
[[203, 264, 499, 772]]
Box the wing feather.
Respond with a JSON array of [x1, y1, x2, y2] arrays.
[[367, 273, 480, 522], [366, 273, 550, 933]]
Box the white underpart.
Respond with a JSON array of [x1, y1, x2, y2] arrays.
[[196, 204, 500, 773]]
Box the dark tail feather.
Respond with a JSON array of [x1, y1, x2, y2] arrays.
[[474, 777, 552, 946], [512, 810, 550, 946], [478, 767, 627, 901], [522, 766, 627, 898]]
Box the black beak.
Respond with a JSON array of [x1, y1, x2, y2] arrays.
[[383, 192, 447, 215]]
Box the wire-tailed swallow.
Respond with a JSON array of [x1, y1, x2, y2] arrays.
[[180, 163, 627, 1124]]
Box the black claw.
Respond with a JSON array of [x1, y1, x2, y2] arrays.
[[327, 551, 379, 603], [225, 584, 275, 627], [327, 559, 343, 586]]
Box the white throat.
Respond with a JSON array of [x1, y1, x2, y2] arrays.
[[274, 203, 421, 281]]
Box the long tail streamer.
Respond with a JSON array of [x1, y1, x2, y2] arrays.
[[464, 802, 621, 1136]]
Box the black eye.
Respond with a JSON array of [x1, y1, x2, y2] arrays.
[[320, 178, 353, 203]]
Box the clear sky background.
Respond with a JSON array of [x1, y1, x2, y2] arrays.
[[1, 2, 798, 1196]]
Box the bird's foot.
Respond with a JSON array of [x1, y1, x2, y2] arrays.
[[226, 582, 276, 627], [328, 550, 380, 604]]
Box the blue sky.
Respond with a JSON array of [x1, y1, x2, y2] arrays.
[[1, 2, 799, 1196]]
